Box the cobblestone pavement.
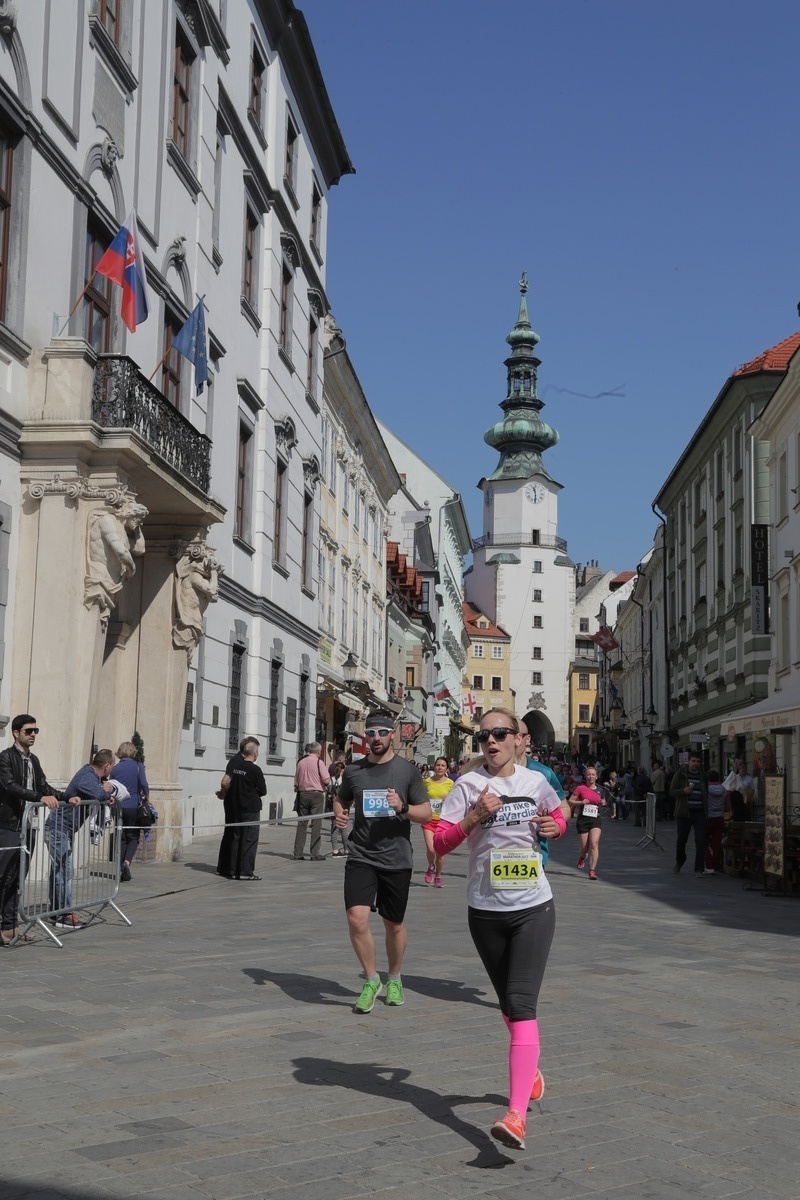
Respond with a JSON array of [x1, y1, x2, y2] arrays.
[[1, 815, 798, 1200]]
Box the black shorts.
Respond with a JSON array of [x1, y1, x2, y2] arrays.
[[344, 860, 412, 924], [576, 817, 601, 834]]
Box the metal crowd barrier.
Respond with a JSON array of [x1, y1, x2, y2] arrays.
[[16, 798, 131, 947], [636, 792, 665, 853]]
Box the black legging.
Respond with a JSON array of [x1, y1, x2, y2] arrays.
[[468, 900, 556, 1020], [119, 816, 141, 866]]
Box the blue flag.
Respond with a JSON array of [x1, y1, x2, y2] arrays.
[[172, 297, 210, 394]]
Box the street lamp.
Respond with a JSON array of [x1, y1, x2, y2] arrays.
[[342, 652, 359, 685]]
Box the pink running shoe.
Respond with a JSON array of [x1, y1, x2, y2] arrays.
[[424, 866, 435, 885], [434, 875, 443, 888]]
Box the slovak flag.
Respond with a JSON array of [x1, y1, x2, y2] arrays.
[[95, 209, 150, 333]]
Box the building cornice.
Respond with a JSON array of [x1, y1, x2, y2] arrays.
[[218, 574, 320, 649]]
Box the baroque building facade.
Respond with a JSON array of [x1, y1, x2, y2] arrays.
[[315, 323, 399, 757], [466, 277, 574, 746], [0, 2, 353, 850], [377, 420, 473, 757], [654, 332, 800, 777]]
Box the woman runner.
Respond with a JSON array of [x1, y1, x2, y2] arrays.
[[433, 708, 566, 1151], [422, 756, 453, 887], [568, 765, 605, 880]]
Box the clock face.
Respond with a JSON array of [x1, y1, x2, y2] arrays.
[[525, 483, 545, 504]]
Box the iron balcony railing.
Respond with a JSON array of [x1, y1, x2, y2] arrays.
[[473, 531, 568, 553], [92, 355, 212, 494]]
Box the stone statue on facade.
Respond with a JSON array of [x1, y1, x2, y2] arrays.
[[173, 541, 222, 656], [84, 496, 148, 621]]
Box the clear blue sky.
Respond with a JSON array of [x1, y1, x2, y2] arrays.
[[302, 0, 800, 574]]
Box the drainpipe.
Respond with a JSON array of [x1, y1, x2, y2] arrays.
[[630, 566, 646, 763], [652, 502, 670, 744]]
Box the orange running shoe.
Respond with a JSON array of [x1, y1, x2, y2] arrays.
[[491, 1108, 526, 1150], [530, 1068, 545, 1103]]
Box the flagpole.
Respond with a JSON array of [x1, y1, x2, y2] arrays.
[[55, 271, 98, 337], [148, 347, 172, 383]]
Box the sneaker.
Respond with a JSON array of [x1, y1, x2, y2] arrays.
[[385, 978, 405, 1007], [672, 864, 682, 874], [491, 1108, 526, 1150], [576, 856, 587, 870], [424, 866, 435, 885], [434, 875, 443, 888], [353, 979, 383, 1014], [703, 868, 715, 875], [120, 864, 132, 882], [588, 870, 598, 880], [55, 914, 84, 930], [530, 1068, 545, 1103]]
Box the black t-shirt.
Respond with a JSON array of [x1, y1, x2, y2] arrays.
[[338, 755, 429, 871], [225, 753, 267, 813]]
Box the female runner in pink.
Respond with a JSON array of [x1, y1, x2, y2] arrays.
[[568, 764, 606, 880], [433, 708, 566, 1151]]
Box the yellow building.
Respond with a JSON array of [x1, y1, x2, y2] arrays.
[[462, 602, 514, 752], [568, 658, 599, 762]]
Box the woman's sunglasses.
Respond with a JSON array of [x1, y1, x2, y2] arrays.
[[477, 727, 516, 744]]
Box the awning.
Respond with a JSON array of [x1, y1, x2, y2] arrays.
[[716, 681, 800, 737]]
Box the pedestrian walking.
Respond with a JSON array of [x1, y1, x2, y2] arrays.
[[671, 751, 708, 876], [292, 742, 330, 861], [110, 741, 149, 882], [433, 708, 566, 1151]]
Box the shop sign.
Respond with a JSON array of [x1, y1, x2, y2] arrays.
[[750, 524, 769, 635], [319, 638, 332, 665]]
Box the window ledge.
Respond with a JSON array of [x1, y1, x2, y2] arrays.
[[278, 345, 295, 374], [212, 245, 223, 274], [733, 469, 743, 482], [193, 744, 206, 757], [283, 176, 300, 211], [272, 560, 290, 579], [247, 109, 268, 150], [240, 295, 261, 332], [0, 322, 31, 362], [305, 389, 319, 414], [88, 15, 138, 96], [301, 585, 315, 600], [233, 534, 255, 556], [266, 755, 285, 766], [166, 140, 202, 200], [309, 238, 323, 267]]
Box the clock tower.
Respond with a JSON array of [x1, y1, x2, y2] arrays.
[[466, 276, 575, 746]]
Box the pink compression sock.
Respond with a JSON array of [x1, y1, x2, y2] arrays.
[[506, 1018, 540, 1114]]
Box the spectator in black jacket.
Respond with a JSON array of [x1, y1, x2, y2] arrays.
[[0, 715, 62, 945], [632, 766, 653, 827]]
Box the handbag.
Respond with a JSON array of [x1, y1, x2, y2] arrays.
[[135, 791, 153, 827]]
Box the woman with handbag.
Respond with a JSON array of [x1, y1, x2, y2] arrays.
[[111, 741, 151, 882]]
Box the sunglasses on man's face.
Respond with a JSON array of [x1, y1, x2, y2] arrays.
[[367, 727, 394, 738], [477, 727, 516, 744], [21, 727, 39, 735]]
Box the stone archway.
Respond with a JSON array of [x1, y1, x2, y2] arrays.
[[523, 709, 555, 748]]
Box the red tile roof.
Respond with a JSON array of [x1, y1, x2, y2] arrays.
[[462, 600, 509, 640], [733, 331, 800, 378], [611, 571, 636, 585]]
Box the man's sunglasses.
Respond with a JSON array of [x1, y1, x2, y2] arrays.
[[366, 727, 394, 738], [21, 727, 39, 735], [477, 727, 516, 744]]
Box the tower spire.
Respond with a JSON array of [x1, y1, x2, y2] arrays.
[[483, 275, 559, 482]]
